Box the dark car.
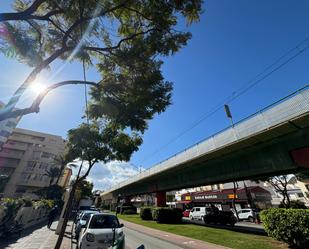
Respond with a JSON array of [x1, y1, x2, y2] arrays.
[[203, 211, 237, 226]]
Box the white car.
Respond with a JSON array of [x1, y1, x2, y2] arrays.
[[75, 210, 100, 239], [236, 208, 258, 222], [78, 213, 125, 249], [189, 207, 212, 220]]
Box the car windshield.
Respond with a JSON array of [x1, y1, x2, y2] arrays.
[[89, 215, 120, 229], [82, 212, 97, 220]]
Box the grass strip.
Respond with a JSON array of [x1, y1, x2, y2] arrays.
[[118, 214, 287, 249]]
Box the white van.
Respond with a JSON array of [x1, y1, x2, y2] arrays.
[[189, 207, 212, 220]]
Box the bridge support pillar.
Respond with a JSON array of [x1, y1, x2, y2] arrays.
[[124, 196, 132, 205], [291, 147, 309, 168], [155, 191, 166, 207]]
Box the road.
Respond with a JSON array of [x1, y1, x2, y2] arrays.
[[124, 227, 184, 249]]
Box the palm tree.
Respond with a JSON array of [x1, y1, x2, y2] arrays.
[[53, 155, 68, 185], [53, 150, 76, 185], [44, 167, 61, 186]]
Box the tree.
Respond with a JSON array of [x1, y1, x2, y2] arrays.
[[0, 1, 203, 247], [53, 152, 75, 185], [72, 179, 94, 201], [263, 175, 291, 208], [54, 122, 143, 248], [0, 0, 202, 122], [0, 175, 9, 193], [36, 184, 65, 207], [44, 167, 61, 186]]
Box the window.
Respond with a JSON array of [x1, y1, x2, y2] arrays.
[[15, 187, 26, 193], [26, 161, 37, 170], [32, 151, 41, 159], [297, 193, 304, 198], [0, 157, 20, 167], [89, 215, 120, 229], [41, 152, 55, 160], [196, 208, 200, 211], [30, 136, 45, 142], [0, 148, 25, 157], [0, 130, 10, 137], [5, 121, 16, 128], [7, 140, 32, 147]]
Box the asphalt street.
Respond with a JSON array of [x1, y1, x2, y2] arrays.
[[124, 227, 185, 249]]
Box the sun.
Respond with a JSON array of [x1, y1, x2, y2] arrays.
[[29, 80, 47, 94]]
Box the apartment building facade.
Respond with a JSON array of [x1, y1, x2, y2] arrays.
[[0, 128, 66, 199]]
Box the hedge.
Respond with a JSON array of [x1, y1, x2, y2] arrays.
[[122, 209, 137, 215], [152, 207, 183, 224], [260, 208, 309, 249], [120, 205, 137, 214], [140, 207, 153, 220]]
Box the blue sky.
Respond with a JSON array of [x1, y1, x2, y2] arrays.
[[1, 1, 309, 189]]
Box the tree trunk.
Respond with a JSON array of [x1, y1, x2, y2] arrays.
[[232, 181, 239, 220], [55, 164, 65, 185], [283, 186, 290, 208], [54, 161, 84, 249], [243, 181, 255, 209], [54, 182, 77, 249]]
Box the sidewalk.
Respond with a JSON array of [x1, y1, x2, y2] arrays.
[[120, 219, 230, 249], [1, 221, 72, 249]]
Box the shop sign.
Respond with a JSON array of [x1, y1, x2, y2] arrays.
[[228, 194, 238, 199], [194, 194, 218, 200]]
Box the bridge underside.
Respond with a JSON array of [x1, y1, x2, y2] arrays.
[[104, 114, 309, 199]]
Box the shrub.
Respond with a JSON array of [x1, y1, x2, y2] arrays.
[[152, 207, 183, 224], [22, 198, 33, 207], [120, 205, 137, 214], [260, 208, 309, 249], [122, 209, 136, 215], [140, 207, 153, 220]]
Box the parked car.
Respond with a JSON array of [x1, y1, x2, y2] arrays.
[[182, 209, 191, 217], [78, 213, 125, 249], [74, 210, 100, 240], [236, 208, 258, 222], [203, 211, 237, 226], [189, 207, 212, 220]]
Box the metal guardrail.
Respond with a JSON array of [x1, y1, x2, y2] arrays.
[[107, 85, 309, 193]]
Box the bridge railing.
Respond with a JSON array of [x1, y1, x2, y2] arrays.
[[107, 85, 309, 193]]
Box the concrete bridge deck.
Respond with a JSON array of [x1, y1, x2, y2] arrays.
[[102, 86, 309, 198]]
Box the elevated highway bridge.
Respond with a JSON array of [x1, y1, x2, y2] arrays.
[[101, 86, 309, 205]]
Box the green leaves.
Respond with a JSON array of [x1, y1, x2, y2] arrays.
[[261, 208, 309, 248], [1, 0, 203, 167], [66, 123, 142, 164], [0, 22, 44, 66]]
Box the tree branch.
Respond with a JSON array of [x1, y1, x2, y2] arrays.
[[5, 46, 69, 112], [62, 1, 127, 47], [0, 0, 63, 22], [0, 80, 98, 121], [81, 28, 160, 53]]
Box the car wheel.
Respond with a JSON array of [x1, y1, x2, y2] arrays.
[[248, 216, 254, 223]]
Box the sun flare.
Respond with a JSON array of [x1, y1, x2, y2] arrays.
[[29, 81, 47, 94]]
